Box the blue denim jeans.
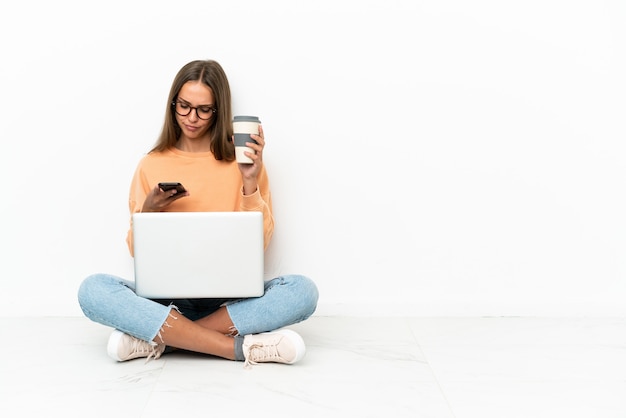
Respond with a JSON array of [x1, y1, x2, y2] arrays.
[[77, 273, 319, 342]]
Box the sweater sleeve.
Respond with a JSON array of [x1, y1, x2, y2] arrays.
[[125, 160, 151, 256], [241, 166, 274, 251]]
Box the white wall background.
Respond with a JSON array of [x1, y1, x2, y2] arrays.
[[0, 0, 624, 317]]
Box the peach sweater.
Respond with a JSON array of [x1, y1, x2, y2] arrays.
[[125, 147, 274, 255]]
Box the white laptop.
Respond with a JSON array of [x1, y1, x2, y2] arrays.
[[132, 211, 265, 299]]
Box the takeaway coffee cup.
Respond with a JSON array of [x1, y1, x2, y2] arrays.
[[233, 115, 261, 164]]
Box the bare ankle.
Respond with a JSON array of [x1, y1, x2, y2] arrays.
[[156, 308, 180, 344]]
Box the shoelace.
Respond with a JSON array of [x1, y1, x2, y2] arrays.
[[128, 336, 164, 363], [145, 345, 164, 362], [243, 342, 281, 368]]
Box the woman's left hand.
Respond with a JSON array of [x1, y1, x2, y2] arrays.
[[239, 124, 265, 195]]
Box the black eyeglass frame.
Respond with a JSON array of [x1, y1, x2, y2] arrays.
[[171, 100, 217, 120]]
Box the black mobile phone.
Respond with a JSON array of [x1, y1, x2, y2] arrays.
[[158, 182, 187, 194]]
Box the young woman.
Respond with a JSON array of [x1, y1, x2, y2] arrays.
[[78, 59, 318, 366]]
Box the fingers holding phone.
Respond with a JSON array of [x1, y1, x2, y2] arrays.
[[142, 182, 189, 212]]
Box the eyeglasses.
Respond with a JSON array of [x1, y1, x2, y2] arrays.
[[172, 100, 216, 120]]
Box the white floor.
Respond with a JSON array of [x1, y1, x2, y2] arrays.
[[0, 316, 624, 418]]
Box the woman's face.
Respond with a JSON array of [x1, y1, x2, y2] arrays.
[[174, 81, 216, 140]]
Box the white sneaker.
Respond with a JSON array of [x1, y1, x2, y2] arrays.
[[242, 329, 306, 367], [107, 330, 165, 362]]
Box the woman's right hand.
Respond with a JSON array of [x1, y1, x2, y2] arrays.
[[141, 184, 189, 212]]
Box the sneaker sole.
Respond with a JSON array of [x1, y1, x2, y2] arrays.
[[275, 329, 306, 364], [106, 329, 125, 361]]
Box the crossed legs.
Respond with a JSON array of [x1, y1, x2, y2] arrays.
[[156, 306, 237, 360]]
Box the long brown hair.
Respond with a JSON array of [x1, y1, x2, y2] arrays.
[[150, 60, 235, 161]]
